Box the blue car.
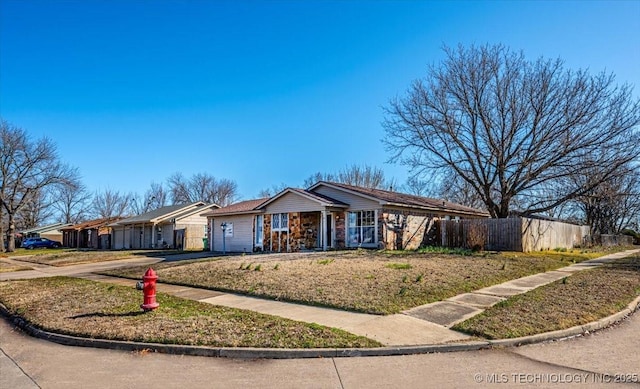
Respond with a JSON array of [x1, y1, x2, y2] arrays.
[[21, 237, 62, 249]]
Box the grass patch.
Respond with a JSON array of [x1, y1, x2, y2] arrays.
[[385, 262, 412, 270], [452, 254, 640, 339], [0, 277, 380, 348], [10, 249, 194, 267], [416, 246, 475, 256], [0, 260, 32, 273], [1, 247, 66, 258], [102, 249, 625, 315]]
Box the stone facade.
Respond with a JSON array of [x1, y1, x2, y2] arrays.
[[263, 214, 272, 251], [260, 209, 442, 252], [260, 211, 350, 252], [288, 212, 301, 252], [264, 212, 303, 252], [335, 211, 346, 249], [300, 212, 320, 249], [381, 209, 439, 250]]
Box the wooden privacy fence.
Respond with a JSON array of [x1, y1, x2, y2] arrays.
[[437, 217, 591, 252]]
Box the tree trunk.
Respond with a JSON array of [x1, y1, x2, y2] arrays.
[[0, 204, 4, 252], [6, 213, 16, 252]]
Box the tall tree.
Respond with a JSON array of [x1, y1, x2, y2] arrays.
[[144, 182, 167, 210], [50, 174, 91, 224], [436, 170, 486, 210], [571, 164, 640, 235], [129, 182, 168, 215], [303, 164, 395, 189], [257, 183, 288, 198], [16, 187, 54, 229], [91, 189, 130, 219], [403, 176, 434, 197], [383, 44, 640, 218], [167, 172, 238, 206], [0, 120, 76, 251], [404, 170, 484, 209]]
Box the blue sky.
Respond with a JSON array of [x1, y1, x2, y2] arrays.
[[1, 0, 639, 201]]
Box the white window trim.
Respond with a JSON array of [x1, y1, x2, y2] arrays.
[[272, 213, 289, 232], [347, 210, 378, 247], [255, 215, 264, 247]]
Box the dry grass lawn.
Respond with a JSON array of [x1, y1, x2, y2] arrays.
[[103, 249, 607, 315], [453, 254, 640, 338], [12, 249, 183, 267], [0, 277, 380, 348], [0, 260, 32, 273]]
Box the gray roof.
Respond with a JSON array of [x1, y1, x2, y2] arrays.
[[20, 223, 72, 234], [112, 202, 218, 225], [201, 198, 270, 217]]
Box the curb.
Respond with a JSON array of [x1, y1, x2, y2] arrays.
[[2, 296, 638, 359], [488, 294, 640, 348], [0, 302, 491, 358]]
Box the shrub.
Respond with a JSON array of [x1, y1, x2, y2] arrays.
[[465, 222, 487, 252]]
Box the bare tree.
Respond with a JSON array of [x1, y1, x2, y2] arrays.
[[50, 174, 91, 224], [403, 170, 484, 208], [383, 44, 640, 218], [167, 172, 238, 206], [167, 173, 191, 204], [129, 182, 168, 215], [571, 164, 640, 234], [303, 164, 395, 189], [0, 120, 76, 251], [17, 187, 55, 229], [91, 189, 130, 219], [436, 170, 486, 210], [257, 183, 288, 198], [303, 172, 328, 188], [145, 182, 167, 210]]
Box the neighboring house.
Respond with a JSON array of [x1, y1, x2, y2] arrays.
[[202, 181, 489, 253], [60, 217, 121, 249], [109, 202, 219, 250], [20, 223, 70, 244], [201, 198, 270, 253]]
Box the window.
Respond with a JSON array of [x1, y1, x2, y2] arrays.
[[272, 213, 288, 231], [255, 215, 264, 246], [347, 210, 376, 246]]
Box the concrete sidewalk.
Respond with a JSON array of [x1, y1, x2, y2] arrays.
[[403, 249, 640, 328], [3, 248, 639, 348], [80, 273, 471, 346]]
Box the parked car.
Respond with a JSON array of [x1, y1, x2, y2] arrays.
[[20, 237, 62, 249]]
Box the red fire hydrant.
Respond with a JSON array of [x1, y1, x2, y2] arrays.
[[136, 268, 160, 312]]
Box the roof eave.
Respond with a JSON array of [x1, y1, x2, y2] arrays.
[[383, 202, 489, 217], [206, 209, 265, 217], [150, 203, 219, 223], [309, 181, 383, 203]]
